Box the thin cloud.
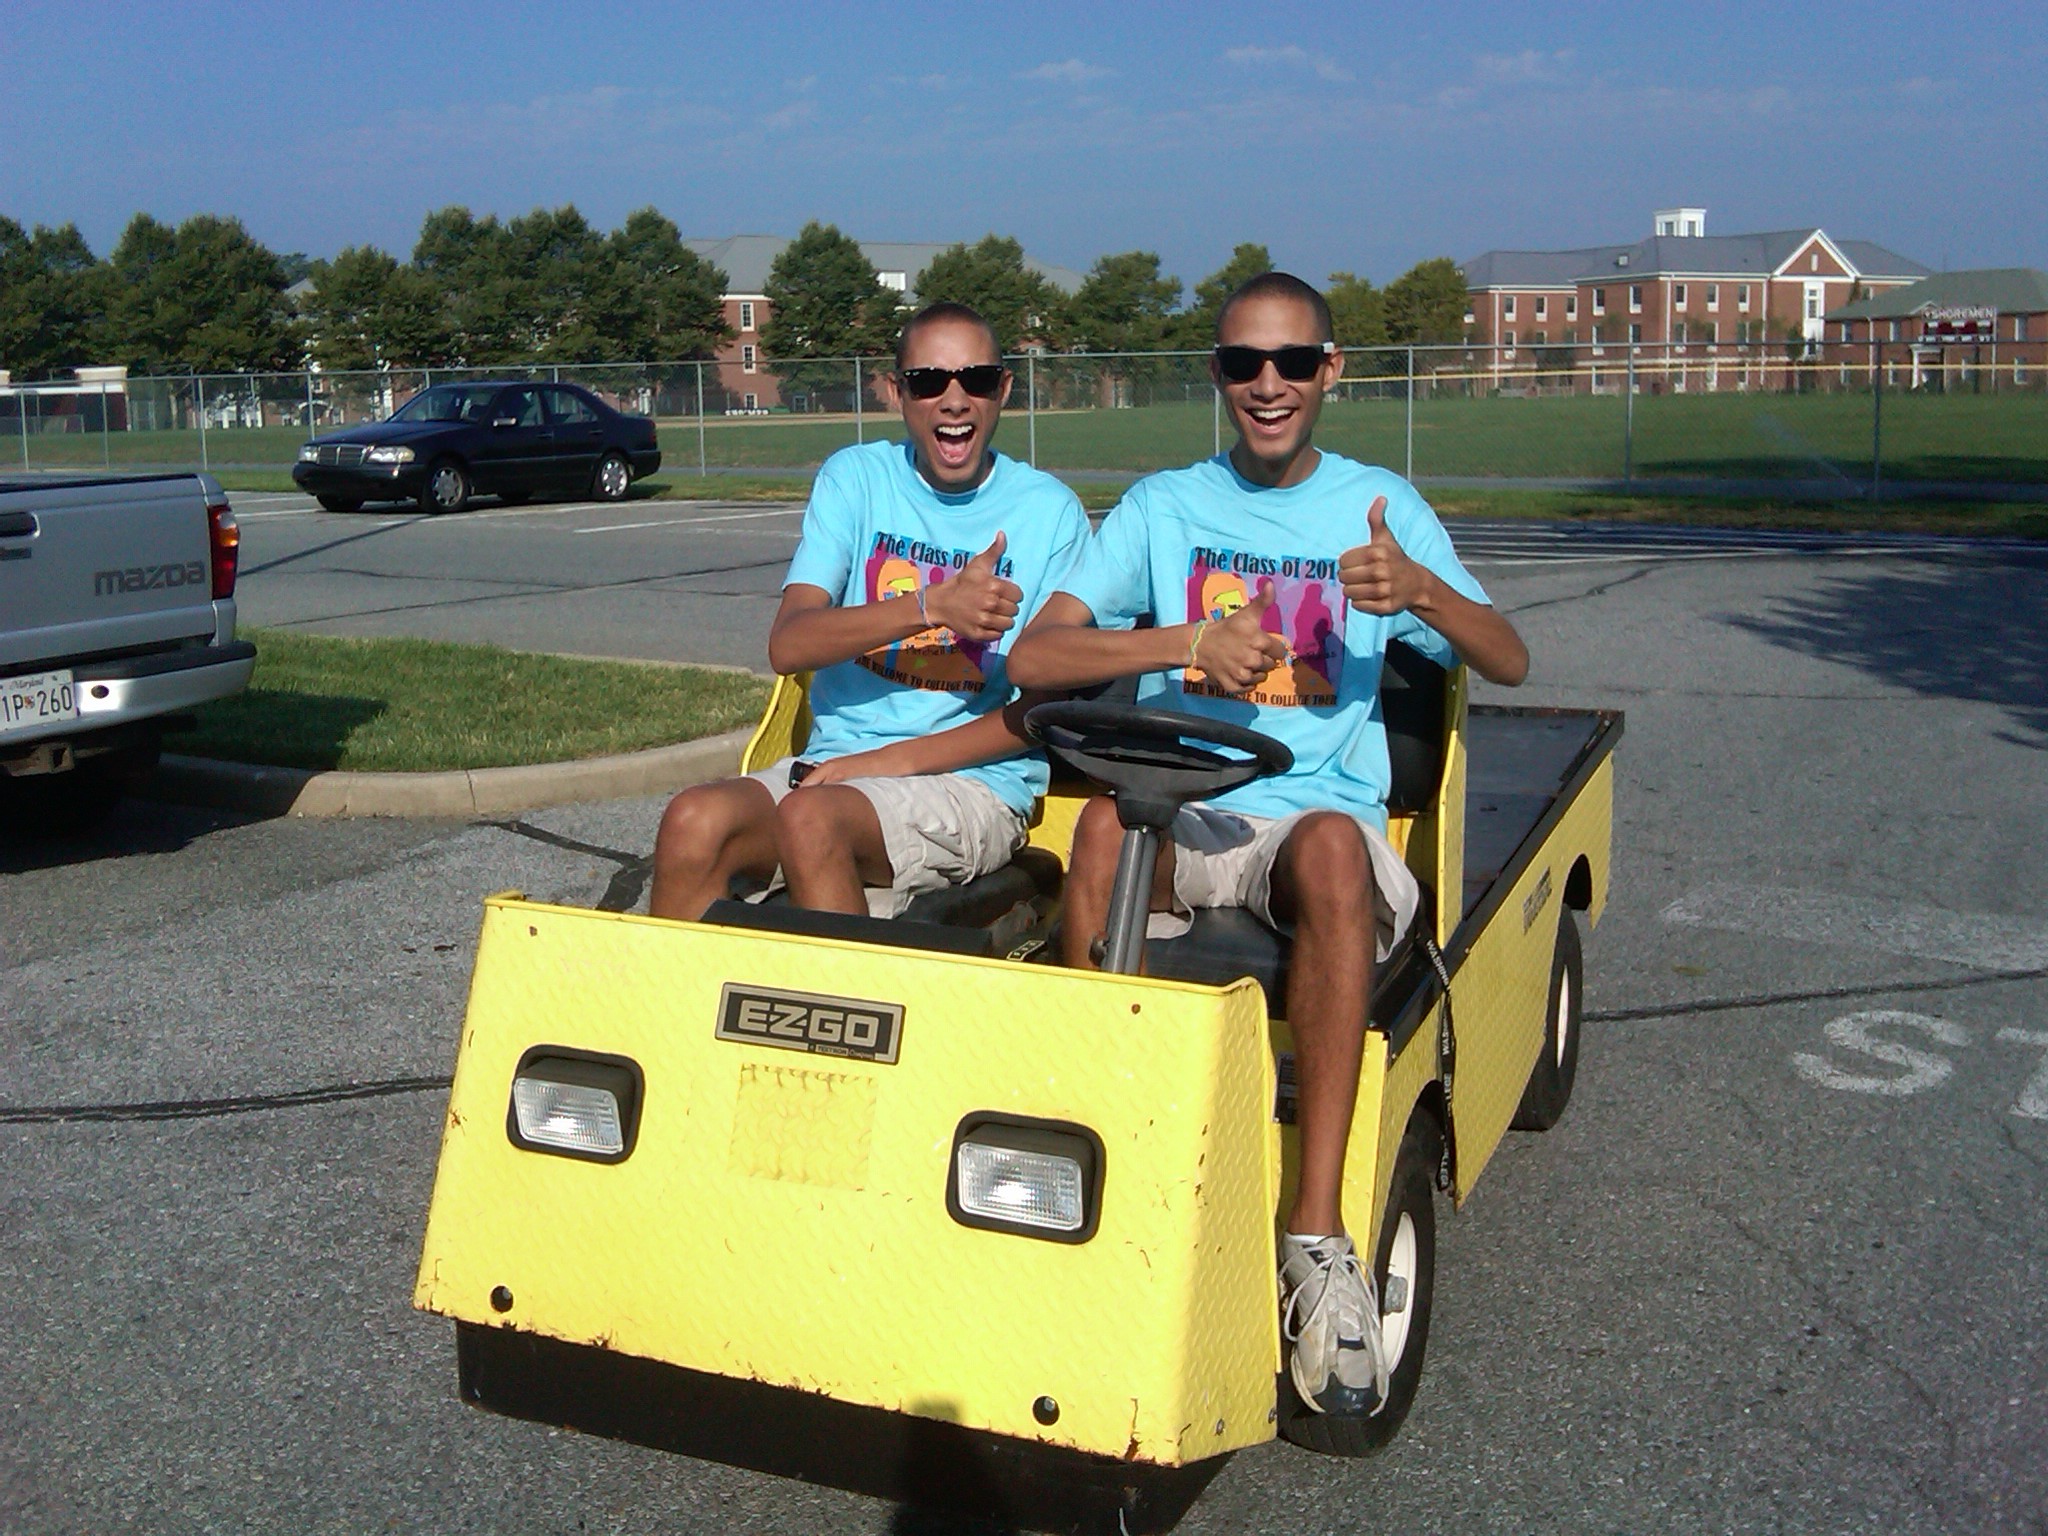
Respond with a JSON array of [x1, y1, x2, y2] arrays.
[[1474, 49, 1574, 84], [1222, 44, 1352, 83], [1019, 58, 1112, 85]]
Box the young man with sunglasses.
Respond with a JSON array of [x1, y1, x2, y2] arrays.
[[649, 301, 1088, 923], [1008, 272, 1528, 1419]]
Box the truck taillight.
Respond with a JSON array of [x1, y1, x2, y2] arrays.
[[208, 500, 240, 599]]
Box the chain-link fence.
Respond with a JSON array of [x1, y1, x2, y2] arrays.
[[2, 341, 2041, 497]]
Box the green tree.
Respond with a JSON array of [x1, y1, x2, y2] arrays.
[[1068, 251, 1181, 352], [1178, 242, 1275, 346], [1325, 271, 1388, 351], [104, 213, 302, 373], [760, 221, 895, 398], [412, 205, 515, 364], [915, 234, 1066, 353], [606, 207, 730, 360], [0, 218, 105, 378], [1383, 257, 1469, 347], [303, 246, 403, 372]]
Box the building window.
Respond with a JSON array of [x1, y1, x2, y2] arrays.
[[1809, 253, 1819, 271], [1503, 329, 1515, 349], [1628, 323, 1641, 344], [739, 300, 755, 331], [1738, 284, 1751, 311], [1806, 291, 1821, 321], [1629, 285, 1643, 313], [2017, 359, 2028, 384], [1707, 284, 1719, 311], [1535, 295, 1548, 320], [1464, 306, 1475, 325], [1674, 283, 1688, 307], [1503, 295, 1516, 320], [1674, 322, 1686, 345], [1888, 320, 1899, 342], [1566, 294, 1578, 320], [1886, 362, 1898, 386], [743, 391, 758, 409], [1706, 321, 1718, 344], [741, 344, 757, 374], [879, 271, 908, 293], [2017, 315, 2029, 341], [1593, 288, 1606, 316], [1839, 322, 1852, 342]]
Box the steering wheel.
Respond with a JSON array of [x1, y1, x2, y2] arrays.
[[1025, 700, 1293, 831]]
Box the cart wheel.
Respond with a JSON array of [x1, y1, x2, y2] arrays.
[[1278, 1124, 1437, 1456], [1512, 910, 1583, 1131]]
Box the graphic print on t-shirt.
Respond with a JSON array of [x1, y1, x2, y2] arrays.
[[1181, 544, 1345, 706], [858, 531, 1003, 693]]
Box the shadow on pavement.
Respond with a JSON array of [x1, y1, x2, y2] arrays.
[[1723, 556, 2048, 746], [0, 791, 248, 870]]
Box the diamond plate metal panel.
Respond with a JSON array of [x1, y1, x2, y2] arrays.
[[416, 899, 1281, 1465]]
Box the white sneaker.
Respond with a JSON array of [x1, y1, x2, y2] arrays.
[[1279, 1234, 1390, 1416]]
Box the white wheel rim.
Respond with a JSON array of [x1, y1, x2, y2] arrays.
[[1555, 965, 1573, 1068], [433, 470, 462, 506], [1380, 1211, 1418, 1366], [601, 458, 628, 495]]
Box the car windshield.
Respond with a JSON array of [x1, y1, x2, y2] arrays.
[[390, 385, 500, 424]]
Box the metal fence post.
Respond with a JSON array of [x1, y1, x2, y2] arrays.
[[100, 381, 110, 467], [16, 386, 25, 470], [305, 370, 316, 436], [1622, 349, 1634, 486], [1027, 352, 1038, 468], [1405, 347, 1415, 482], [854, 358, 864, 445], [1212, 384, 1221, 457], [695, 361, 707, 476], [1870, 338, 1883, 505], [196, 376, 209, 473]]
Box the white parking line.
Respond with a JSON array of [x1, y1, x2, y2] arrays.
[[575, 507, 805, 535], [1663, 883, 2048, 972]]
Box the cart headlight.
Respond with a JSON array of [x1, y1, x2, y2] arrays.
[[297, 444, 320, 462], [947, 1115, 1103, 1243], [505, 1048, 643, 1163], [367, 444, 415, 463]]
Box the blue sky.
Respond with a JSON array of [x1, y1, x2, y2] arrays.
[[3, 1, 2042, 290]]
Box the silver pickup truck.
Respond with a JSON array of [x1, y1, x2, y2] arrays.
[[1, 473, 255, 833]]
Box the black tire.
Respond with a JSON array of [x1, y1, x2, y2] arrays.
[[0, 739, 160, 839], [592, 449, 632, 502], [418, 458, 471, 515], [1278, 1124, 1438, 1456], [315, 494, 363, 514], [495, 488, 532, 506], [1512, 910, 1584, 1131]]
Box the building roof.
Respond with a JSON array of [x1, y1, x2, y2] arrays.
[[1465, 230, 1930, 288], [683, 234, 1086, 299], [1827, 268, 2048, 320]]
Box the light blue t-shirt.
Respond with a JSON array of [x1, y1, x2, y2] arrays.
[[784, 439, 1090, 815], [1058, 451, 1491, 827]]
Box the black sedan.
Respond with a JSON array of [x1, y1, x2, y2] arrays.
[[292, 381, 661, 514]]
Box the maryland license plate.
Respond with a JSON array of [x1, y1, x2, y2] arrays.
[[716, 983, 903, 1064], [0, 669, 78, 742]]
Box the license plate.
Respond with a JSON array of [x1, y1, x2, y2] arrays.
[[0, 668, 79, 740]]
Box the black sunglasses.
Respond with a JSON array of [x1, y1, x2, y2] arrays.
[[1213, 342, 1336, 384], [897, 364, 1007, 400]]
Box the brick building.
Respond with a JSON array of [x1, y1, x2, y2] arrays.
[[1461, 209, 1929, 390], [682, 235, 1083, 411], [1826, 268, 2048, 390]]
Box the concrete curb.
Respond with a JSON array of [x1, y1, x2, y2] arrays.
[[150, 728, 753, 819]]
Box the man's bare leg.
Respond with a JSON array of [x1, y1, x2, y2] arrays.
[[648, 779, 781, 921], [777, 785, 897, 914], [1059, 795, 1176, 968], [1268, 812, 1377, 1238]]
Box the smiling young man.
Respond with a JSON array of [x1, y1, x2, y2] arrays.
[[1007, 272, 1528, 1418], [648, 301, 1088, 923]]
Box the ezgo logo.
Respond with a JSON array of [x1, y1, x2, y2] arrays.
[[716, 983, 903, 1064]]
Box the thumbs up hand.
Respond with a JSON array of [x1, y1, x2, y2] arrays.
[[920, 531, 1023, 642], [1339, 496, 1426, 615], [1191, 581, 1289, 694]]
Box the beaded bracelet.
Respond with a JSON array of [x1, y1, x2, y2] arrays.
[[916, 584, 930, 627]]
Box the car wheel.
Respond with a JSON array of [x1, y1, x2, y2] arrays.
[[592, 450, 632, 502], [419, 459, 471, 515], [1278, 1123, 1438, 1456], [1512, 910, 1584, 1131], [315, 494, 363, 514]]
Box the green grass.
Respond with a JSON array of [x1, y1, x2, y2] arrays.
[[178, 629, 770, 773]]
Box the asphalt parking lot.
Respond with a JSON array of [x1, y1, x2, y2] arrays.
[[3, 503, 2045, 1533]]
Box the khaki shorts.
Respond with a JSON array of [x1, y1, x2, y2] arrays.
[[1149, 804, 1422, 964], [747, 756, 1028, 918]]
